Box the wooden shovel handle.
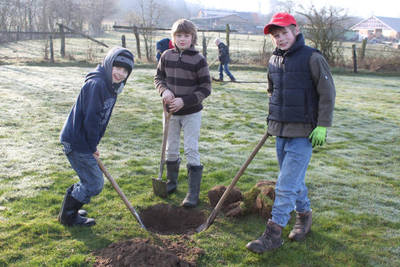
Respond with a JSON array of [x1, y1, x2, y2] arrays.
[[96, 157, 146, 229], [158, 107, 172, 179], [204, 130, 271, 228]]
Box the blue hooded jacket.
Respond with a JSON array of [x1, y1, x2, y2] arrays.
[[60, 47, 134, 153]]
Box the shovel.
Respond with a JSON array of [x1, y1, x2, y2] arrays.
[[196, 130, 271, 233], [152, 107, 172, 198], [95, 157, 147, 230]]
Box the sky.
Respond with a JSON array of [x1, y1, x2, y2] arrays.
[[186, 0, 400, 18]]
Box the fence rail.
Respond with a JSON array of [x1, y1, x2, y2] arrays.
[[0, 28, 399, 73]]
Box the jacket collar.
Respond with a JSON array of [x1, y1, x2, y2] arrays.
[[273, 33, 305, 57], [173, 45, 198, 55]]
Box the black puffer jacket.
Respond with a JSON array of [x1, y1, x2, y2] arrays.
[[218, 42, 230, 64]]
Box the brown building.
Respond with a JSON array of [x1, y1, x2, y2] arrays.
[[191, 9, 268, 33], [350, 16, 400, 41]]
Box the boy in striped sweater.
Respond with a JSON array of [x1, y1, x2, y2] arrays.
[[154, 19, 211, 207]]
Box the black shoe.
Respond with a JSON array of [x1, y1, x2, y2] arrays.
[[78, 209, 88, 216], [58, 185, 96, 227]]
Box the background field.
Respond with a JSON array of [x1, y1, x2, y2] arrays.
[[0, 41, 399, 266], [1, 30, 399, 70]]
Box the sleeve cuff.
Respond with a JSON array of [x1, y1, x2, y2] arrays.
[[181, 95, 198, 107]]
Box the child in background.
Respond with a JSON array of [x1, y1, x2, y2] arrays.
[[59, 47, 134, 226], [154, 19, 211, 207], [215, 38, 236, 82], [246, 12, 336, 253]]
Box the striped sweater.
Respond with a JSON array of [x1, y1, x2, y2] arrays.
[[154, 46, 211, 115]]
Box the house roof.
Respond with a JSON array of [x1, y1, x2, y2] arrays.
[[191, 14, 248, 24], [195, 9, 262, 25], [350, 16, 400, 32], [377, 16, 400, 32]]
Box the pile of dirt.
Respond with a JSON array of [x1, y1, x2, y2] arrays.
[[208, 181, 276, 219], [207, 185, 243, 211], [139, 203, 205, 235], [94, 236, 204, 267]]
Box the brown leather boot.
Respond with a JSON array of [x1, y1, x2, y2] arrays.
[[288, 210, 312, 241], [246, 219, 283, 253]]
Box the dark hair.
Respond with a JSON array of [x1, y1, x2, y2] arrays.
[[171, 19, 198, 45]]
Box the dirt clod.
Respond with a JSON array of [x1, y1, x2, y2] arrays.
[[207, 185, 243, 211], [94, 236, 204, 267]]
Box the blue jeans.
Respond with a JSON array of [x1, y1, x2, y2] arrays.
[[219, 63, 235, 80], [66, 150, 104, 204], [271, 137, 312, 227]]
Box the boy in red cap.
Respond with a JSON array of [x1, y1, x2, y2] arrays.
[[246, 13, 336, 253]]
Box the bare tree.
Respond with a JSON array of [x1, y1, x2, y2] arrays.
[[297, 5, 350, 64], [127, 0, 163, 62], [81, 0, 118, 35], [272, 0, 298, 14]]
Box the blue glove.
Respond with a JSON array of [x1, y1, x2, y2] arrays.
[[309, 126, 327, 147]]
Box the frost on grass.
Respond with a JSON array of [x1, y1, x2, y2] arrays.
[[0, 66, 89, 203]]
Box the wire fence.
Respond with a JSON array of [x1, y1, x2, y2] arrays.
[[0, 29, 399, 72]]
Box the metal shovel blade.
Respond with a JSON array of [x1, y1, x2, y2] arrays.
[[152, 110, 171, 198], [152, 177, 168, 198]]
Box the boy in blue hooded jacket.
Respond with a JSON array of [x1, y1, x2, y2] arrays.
[[59, 47, 134, 226]]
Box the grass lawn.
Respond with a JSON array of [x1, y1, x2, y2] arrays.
[[0, 62, 399, 266]]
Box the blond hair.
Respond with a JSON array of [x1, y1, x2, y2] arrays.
[[171, 19, 198, 45]]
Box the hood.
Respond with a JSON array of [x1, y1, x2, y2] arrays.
[[86, 47, 134, 94]]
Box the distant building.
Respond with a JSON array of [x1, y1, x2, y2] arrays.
[[191, 9, 268, 33], [350, 16, 400, 41]]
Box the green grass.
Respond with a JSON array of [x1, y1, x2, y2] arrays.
[[0, 60, 399, 266]]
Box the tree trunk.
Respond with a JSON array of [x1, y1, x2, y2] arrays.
[[59, 24, 65, 58], [133, 26, 141, 59]]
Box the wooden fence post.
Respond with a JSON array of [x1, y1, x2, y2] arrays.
[[59, 24, 65, 58], [202, 32, 207, 59], [121, 35, 126, 48], [352, 44, 357, 73], [361, 37, 367, 60], [49, 35, 54, 63], [133, 26, 141, 59], [226, 24, 230, 48]]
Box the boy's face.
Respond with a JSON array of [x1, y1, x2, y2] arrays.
[[270, 26, 299, 51], [112, 66, 128, 84], [174, 32, 192, 50]]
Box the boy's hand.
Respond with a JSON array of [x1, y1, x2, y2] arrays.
[[309, 126, 327, 147], [162, 89, 174, 104], [169, 98, 184, 113], [93, 150, 100, 158]]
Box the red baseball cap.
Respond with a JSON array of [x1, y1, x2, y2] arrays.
[[264, 12, 297, 34]]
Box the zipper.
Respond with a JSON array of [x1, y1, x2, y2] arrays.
[[174, 50, 183, 94]]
